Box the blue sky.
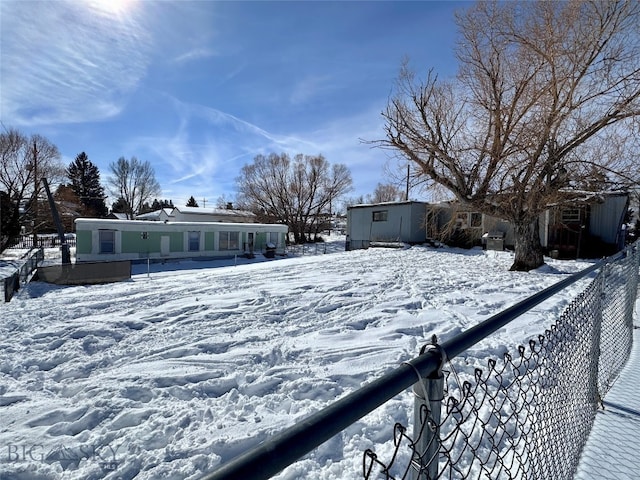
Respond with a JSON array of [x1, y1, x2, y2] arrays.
[[1, 0, 464, 208]]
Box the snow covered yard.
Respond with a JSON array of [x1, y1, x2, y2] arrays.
[[0, 242, 595, 479]]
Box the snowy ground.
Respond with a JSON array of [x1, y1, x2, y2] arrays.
[[0, 237, 598, 479]]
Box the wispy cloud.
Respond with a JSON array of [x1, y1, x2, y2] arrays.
[[173, 48, 217, 64], [289, 74, 336, 105], [126, 92, 389, 205], [118, 92, 385, 204], [0, 0, 152, 126]]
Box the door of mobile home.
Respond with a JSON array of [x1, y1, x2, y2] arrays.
[[161, 236, 170, 256]]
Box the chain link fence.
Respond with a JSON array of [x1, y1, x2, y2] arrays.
[[200, 243, 638, 480], [2, 247, 43, 302], [364, 243, 639, 479]]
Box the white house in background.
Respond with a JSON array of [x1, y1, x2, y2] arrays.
[[135, 206, 257, 223], [135, 208, 174, 221], [107, 212, 129, 220]]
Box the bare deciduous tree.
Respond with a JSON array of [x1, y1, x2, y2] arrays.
[[0, 128, 63, 249], [368, 183, 406, 203], [237, 153, 353, 243], [379, 0, 640, 270], [108, 157, 161, 219]]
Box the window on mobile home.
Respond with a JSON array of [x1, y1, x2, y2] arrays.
[[267, 232, 279, 246], [219, 231, 239, 250], [99, 230, 115, 254], [188, 231, 200, 251], [372, 210, 388, 222]]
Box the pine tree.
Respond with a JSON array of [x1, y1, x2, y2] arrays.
[[186, 196, 199, 207], [150, 199, 174, 211], [0, 191, 20, 251], [67, 152, 108, 217], [111, 197, 129, 214]]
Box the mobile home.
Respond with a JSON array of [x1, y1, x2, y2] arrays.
[[75, 218, 288, 263]]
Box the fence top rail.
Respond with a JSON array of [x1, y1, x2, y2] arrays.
[[200, 247, 629, 480]]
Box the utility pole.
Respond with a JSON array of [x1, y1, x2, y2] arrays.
[[32, 140, 38, 248], [329, 193, 332, 236], [405, 164, 410, 201]]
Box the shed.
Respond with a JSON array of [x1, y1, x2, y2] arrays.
[[346, 201, 428, 250], [589, 193, 628, 246]]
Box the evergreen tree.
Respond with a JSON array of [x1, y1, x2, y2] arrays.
[[0, 191, 20, 251], [139, 202, 153, 214], [111, 197, 129, 215], [150, 199, 174, 211], [186, 196, 199, 207], [67, 152, 108, 217]]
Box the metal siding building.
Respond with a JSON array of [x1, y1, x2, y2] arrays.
[[346, 194, 629, 256], [589, 193, 628, 245], [346, 202, 428, 250]]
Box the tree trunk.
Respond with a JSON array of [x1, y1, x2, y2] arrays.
[[510, 217, 544, 271]]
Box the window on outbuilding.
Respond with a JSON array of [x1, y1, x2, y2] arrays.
[[562, 209, 581, 223], [372, 210, 388, 222], [456, 212, 482, 229], [99, 230, 115, 254], [219, 231, 239, 250], [456, 212, 468, 229], [188, 231, 200, 251]]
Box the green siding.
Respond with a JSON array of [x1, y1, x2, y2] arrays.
[[122, 231, 156, 253], [255, 232, 267, 250], [205, 232, 215, 250], [253, 232, 283, 250], [120, 231, 183, 253], [147, 232, 163, 252], [168, 232, 183, 252], [76, 231, 92, 254]]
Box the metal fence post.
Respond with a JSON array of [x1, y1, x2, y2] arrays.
[[412, 336, 445, 480]]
